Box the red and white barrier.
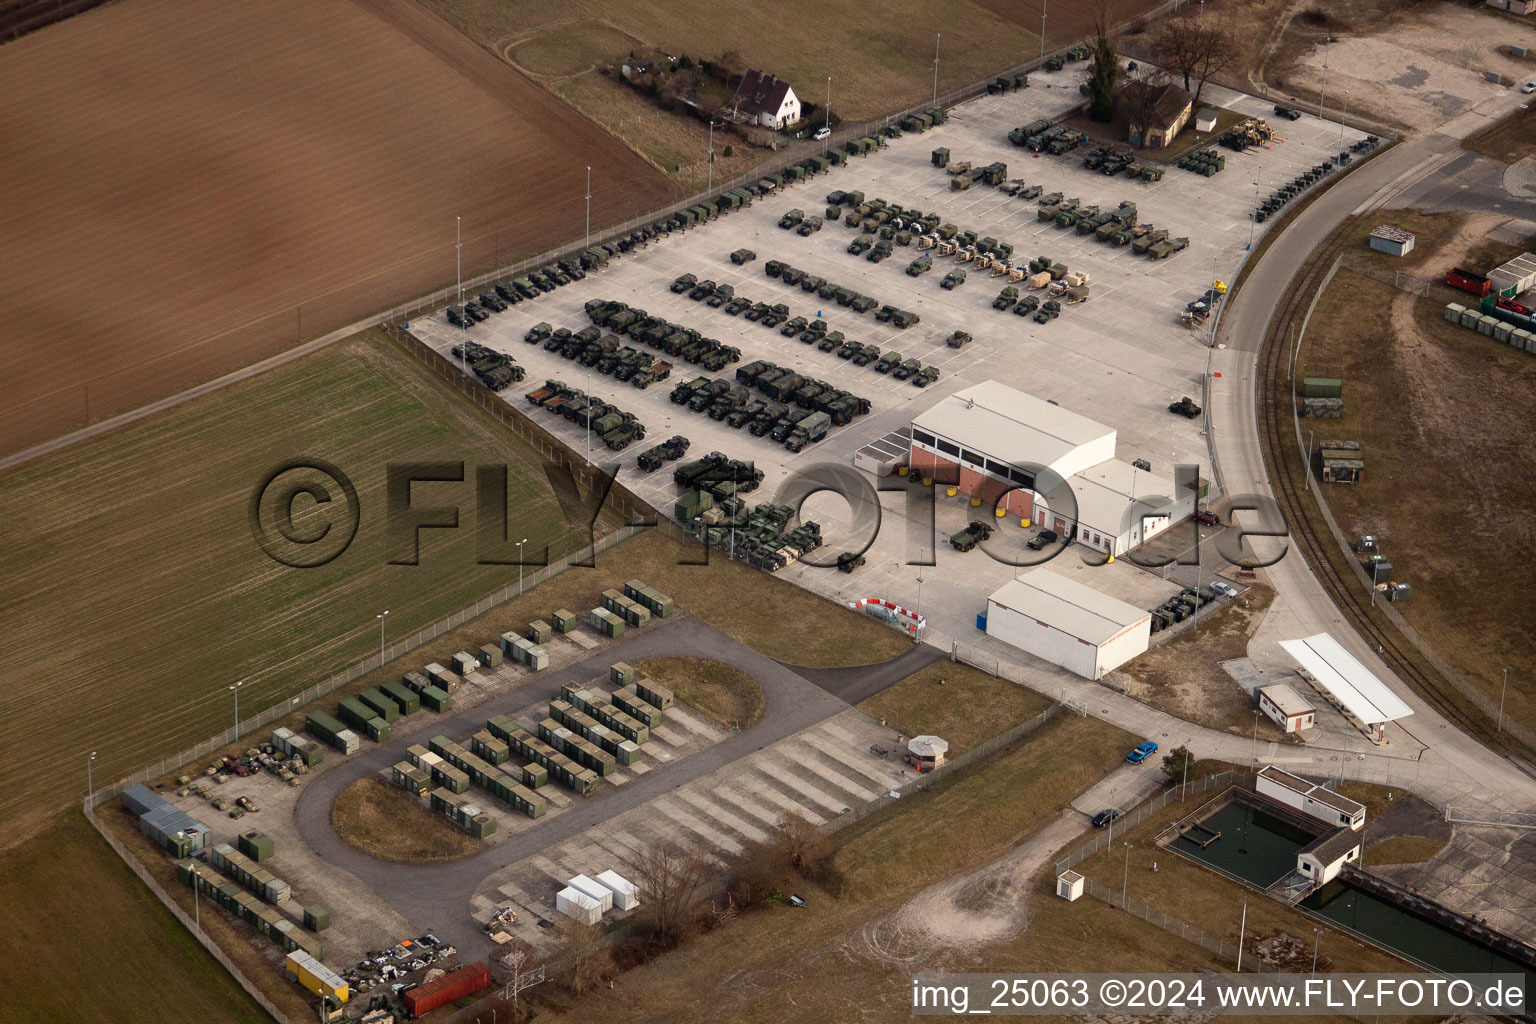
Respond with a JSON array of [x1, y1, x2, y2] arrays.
[[848, 597, 926, 633]]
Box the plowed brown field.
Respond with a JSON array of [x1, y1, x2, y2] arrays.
[[0, 0, 675, 456]]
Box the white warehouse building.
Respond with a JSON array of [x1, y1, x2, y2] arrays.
[[984, 568, 1151, 679]]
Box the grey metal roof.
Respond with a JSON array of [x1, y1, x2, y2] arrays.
[[912, 381, 1114, 471], [1280, 633, 1414, 724], [1258, 683, 1314, 718], [1299, 827, 1362, 865], [988, 569, 1150, 646]]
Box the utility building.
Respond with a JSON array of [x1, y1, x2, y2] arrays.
[[984, 569, 1151, 679], [908, 381, 1191, 556], [1256, 766, 1366, 831], [1279, 633, 1414, 744]]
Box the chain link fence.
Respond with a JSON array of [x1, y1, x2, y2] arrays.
[[1054, 770, 1248, 874]]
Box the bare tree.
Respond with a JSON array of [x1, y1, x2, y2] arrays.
[[632, 838, 713, 941], [1123, 63, 1172, 147], [561, 919, 611, 994], [777, 811, 831, 875], [1087, 0, 1120, 122], [1149, 13, 1237, 108], [492, 937, 536, 1015]]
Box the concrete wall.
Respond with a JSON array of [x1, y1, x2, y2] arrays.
[[985, 599, 1099, 679], [1094, 618, 1152, 677]]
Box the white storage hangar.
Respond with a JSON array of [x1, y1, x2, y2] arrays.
[[985, 569, 1151, 679], [1279, 633, 1413, 744], [907, 381, 1187, 556]]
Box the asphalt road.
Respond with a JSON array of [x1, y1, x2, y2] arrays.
[[783, 641, 947, 704], [293, 614, 931, 946]]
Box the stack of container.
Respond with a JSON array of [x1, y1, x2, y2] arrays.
[[556, 885, 603, 925], [429, 788, 497, 838], [336, 697, 390, 743], [430, 761, 471, 794], [634, 677, 675, 710], [284, 950, 347, 1003], [498, 722, 598, 795], [391, 760, 431, 795], [305, 712, 360, 754], [424, 663, 461, 692], [549, 699, 645, 765], [270, 727, 325, 766], [611, 686, 663, 729], [537, 719, 619, 777], [399, 672, 453, 712], [562, 685, 651, 744], [500, 632, 550, 670], [589, 607, 626, 637], [179, 859, 319, 956], [356, 687, 399, 722], [601, 588, 651, 628], [378, 679, 420, 715], [623, 579, 676, 618], [471, 729, 510, 765], [209, 841, 291, 904], [124, 784, 212, 856], [568, 874, 615, 913], [596, 869, 640, 911], [237, 830, 274, 861]]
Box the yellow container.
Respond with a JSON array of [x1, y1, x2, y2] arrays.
[[1106, 554, 1115, 563], [897, 466, 910, 476], [946, 487, 957, 497], [970, 497, 981, 507], [922, 477, 933, 487], [994, 507, 1006, 517]]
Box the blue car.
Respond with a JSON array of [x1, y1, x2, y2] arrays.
[[1126, 741, 1159, 764]]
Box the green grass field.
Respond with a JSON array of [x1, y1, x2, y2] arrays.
[[423, 0, 1040, 124], [0, 328, 586, 847], [0, 812, 272, 1024]]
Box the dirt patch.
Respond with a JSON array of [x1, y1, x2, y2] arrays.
[[1464, 104, 1536, 165], [0, 0, 675, 456], [332, 778, 484, 863], [1300, 212, 1536, 738], [1114, 583, 1289, 736], [506, 22, 645, 79], [630, 657, 764, 730]]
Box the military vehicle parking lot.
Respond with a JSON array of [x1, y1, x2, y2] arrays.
[[413, 69, 1367, 635]]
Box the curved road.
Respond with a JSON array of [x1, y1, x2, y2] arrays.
[[294, 615, 938, 942]]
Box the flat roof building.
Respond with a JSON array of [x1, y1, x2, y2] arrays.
[[1257, 766, 1366, 831], [907, 382, 1191, 556], [1280, 633, 1413, 744], [1257, 683, 1316, 733], [985, 569, 1151, 679]]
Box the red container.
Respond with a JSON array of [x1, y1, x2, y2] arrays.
[[1445, 267, 1491, 297], [404, 962, 492, 1018]]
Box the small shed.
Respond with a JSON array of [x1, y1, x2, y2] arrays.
[[1257, 683, 1316, 732], [1321, 451, 1364, 484], [1056, 869, 1085, 901], [1369, 225, 1416, 257], [854, 427, 912, 478], [905, 735, 949, 772], [1195, 108, 1219, 132], [1297, 827, 1362, 884]]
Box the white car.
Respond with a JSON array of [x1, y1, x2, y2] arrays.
[[1522, 82, 1535, 94], [1209, 581, 1240, 599], [813, 127, 831, 140]]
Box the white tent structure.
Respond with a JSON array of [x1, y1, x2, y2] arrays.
[[1279, 633, 1413, 744]]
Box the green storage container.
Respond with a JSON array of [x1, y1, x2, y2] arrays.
[[526, 620, 552, 644], [237, 830, 274, 861], [1300, 377, 1343, 399], [479, 644, 503, 668], [610, 662, 636, 686], [304, 905, 330, 932], [379, 678, 419, 714], [357, 687, 399, 722], [552, 609, 579, 633], [420, 685, 453, 713]]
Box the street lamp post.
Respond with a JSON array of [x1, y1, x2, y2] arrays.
[[1122, 842, 1133, 908], [87, 750, 96, 803], [915, 574, 925, 636], [1305, 429, 1316, 489], [825, 77, 831, 153], [376, 610, 389, 666], [1248, 172, 1261, 249], [1040, 0, 1047, 62], [1499, 669, 1511, 733], [584, 166, 591, 253], [229, 680, 244, 740], [1338, 90, 1350, 148], [1311, 928, 1322, 977], [1251, 709, 1261, 767], [456, 215, 466, 378], [1181, 741, 1191, 799], [1318, 36, 1330, 119], [585, 366, 592, 466], [932, 34, 941, 107], [516, 538, 528, 595], [707, 121, 717, 195]]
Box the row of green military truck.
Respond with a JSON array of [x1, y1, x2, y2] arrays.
[[678, 495, 825, 573]]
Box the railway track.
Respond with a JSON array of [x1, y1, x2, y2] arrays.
[[1253, 222, 1509, 753]]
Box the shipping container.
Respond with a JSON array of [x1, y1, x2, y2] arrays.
[[451, 651, 479, 676], [622, 579, 649, 602], [568, 873, 615, 912], [285, 950, 347, 1001], [556, 887, 603, 926], [610, 662, 636, 686], [403, 961, 492, 1018], [380, 678, 421, 715], [305, 712, 360, 755], [1443, 302, 1466, 322], [634, 677, 675, 710], [526, 644, 549, 671], [478, 643, 503, 669], [357, 687, 399, 722], [1299, 377, 1342, 399], [425, 663, 461, 692], [612, 687, 663, 728], [431, 763, 471, 794], [596, 869, 641, 911], [471, 730, 510, 764], [401, 670, 431, 694], [552, 608, 580, 632], [420, 685, 453, 713], [122, 783, 167, 818], [392, 761, 431, 795], [526, 620, 553, 644], [237, 830, 275, 861]]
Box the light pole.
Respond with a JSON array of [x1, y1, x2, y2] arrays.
[[1318, 36, 1330, 119], [229, 680, 244, 739], [915, 574, 925, 634], [584, 166, 591, 253], [1338, 90, 1350, 148], [1122, 842, 1133, 908], [1248, 172, 1261, 249], [1311, 927, 1322, 977], [1181, 741, 1191, 800], [516, 537, 528, 595], [585, 367, 593, 466], [932, 33, 941, 107], [1305, 429, 1316, 489], [1237, 901, 1248, 970], [825, 77, 831, 153], [707, 120, 716, 194], [456, 216, 465, 378], [376, 610, 388, 665], [87, 750, 96, 803], [1040, 0, 1047, 61], [1251, 709, 1261, 767], [1499, 669, 1511, 733]]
